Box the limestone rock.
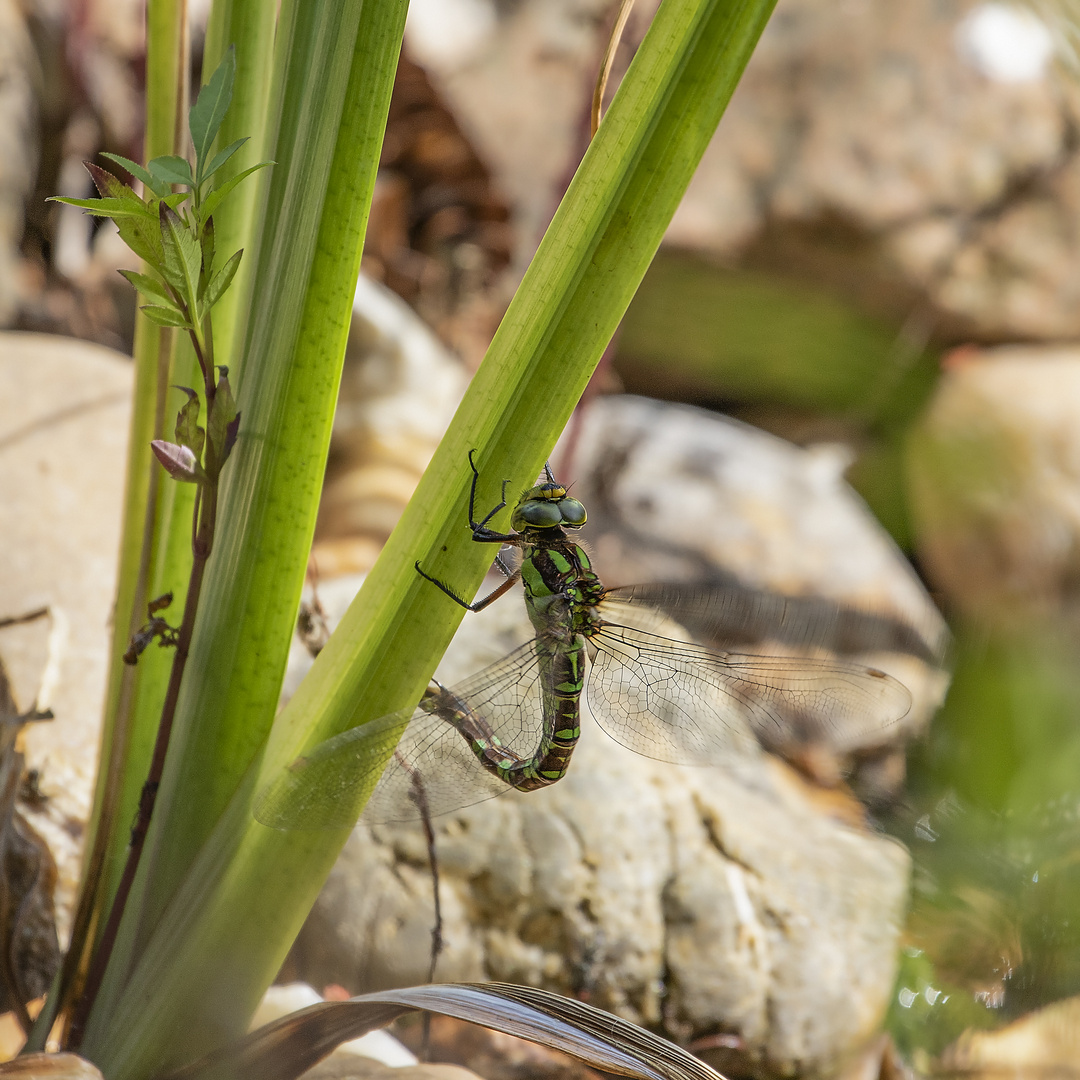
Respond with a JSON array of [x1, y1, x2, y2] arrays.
[[0, 332, 132, 944], [254, 984, 419, 1069], [313, 275, 468, 576], [907, 344, 1080, 622], [0, 0, 38, 326], [303, 1063, 478, 1080], [938, 992, 1080, 1075]]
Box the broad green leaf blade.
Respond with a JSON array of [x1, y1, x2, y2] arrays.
[[202, 137, 249, 183], [78, 5, 410, 1068], [190, 46, 237, 182], [69, 4, 277, 1053], [198, 2, 277, 370], [163, 984, 724, 1080], [149, 154, 195, 187]]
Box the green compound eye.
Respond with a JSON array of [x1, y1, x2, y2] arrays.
[[518, 500, 563, 527], [558, 498, 586, 526]]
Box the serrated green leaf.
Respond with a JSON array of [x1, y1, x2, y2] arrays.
[[198, 162, 273, 224], [202, 138, 249, 185], [163, 192, 193, 210], [159, 203, 202, 309], [82, 163, 158, 218], [207, 368, 238, 463], [190, 47, 237, 184], [174, 387, 205, 458], [223, 410, 241, 463], [141, 305, 191, 328], [199, 217, 217, 299], [116, 215, 165, 270], [89, 159, 141, 199], [118, 269, 174, 307], [201, 249, 241, 314], [48, 196, 151, 218], [102, 152, 170, 198], [149, 155, 195, 188]]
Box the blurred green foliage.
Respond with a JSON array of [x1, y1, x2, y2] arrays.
[[616, 249, 939, 418], [895, 624, 1080, 1030], [614, 249, 941, 547]]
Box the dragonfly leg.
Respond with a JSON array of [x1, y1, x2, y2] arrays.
[[414, 559, 522, 612], [466, 449, 519, 543]]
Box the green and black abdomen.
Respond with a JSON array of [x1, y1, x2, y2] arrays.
[[426, 537, 602, 791]]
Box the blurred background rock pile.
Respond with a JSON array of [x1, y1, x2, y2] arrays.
[[9, 0, 1080, 1075]]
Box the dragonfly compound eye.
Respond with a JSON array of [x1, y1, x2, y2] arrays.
[[516, 500, 564, 528], [558, 498, 586, 527]]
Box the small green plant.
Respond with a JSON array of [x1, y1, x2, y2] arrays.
[[48, 46, 269, 1042]]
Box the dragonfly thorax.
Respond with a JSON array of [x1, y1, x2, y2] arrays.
[[512, 482, 587, 533], [521, 538, 606, 641]]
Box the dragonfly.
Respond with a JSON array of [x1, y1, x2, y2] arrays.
[[255, 453, 935, 830]]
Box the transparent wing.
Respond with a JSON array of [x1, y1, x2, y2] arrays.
[[601, 583, 945, 664], [253, 640, 548, 830], [586, 623, 912, 766], [253, 707, 413, 830]]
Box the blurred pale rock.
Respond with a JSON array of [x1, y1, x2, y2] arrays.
[[423, 0, 1080, 341], [0, 1053, 103, 1078], [0, 0, 38, 326], [565, 396, 948, 737], [0, 332, 132, 942], [955, 3, 1055, 83], [286, 397, 946, 1080], [303, 1063, 479, 1080], [392, 1014, 604, 1080], [908, 345, 1080, 622], [312, 276, 468, 576], [254, 984, 419, 1069], [939, 992, 1080, 1074], [407, 0, 648, 265], [679, 0, 1080, 340]]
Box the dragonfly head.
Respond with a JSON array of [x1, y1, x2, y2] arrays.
[[512, 482, 587, 532]]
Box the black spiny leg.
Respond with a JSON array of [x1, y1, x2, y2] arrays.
[[466, 449, 519, 543], [416, 449, 524, 611], [415, 560, 522, 612]]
